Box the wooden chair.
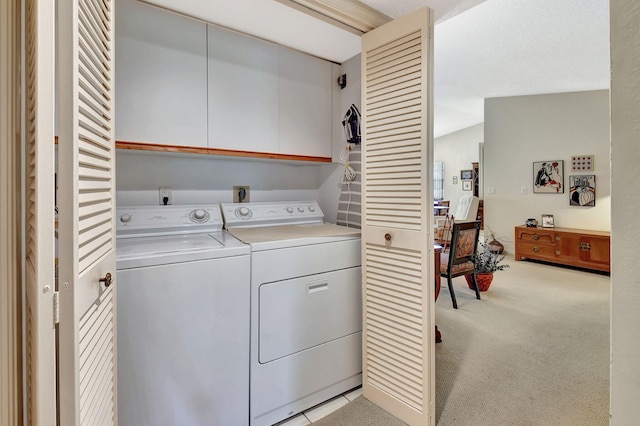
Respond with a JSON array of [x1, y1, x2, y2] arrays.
[[434, 200, 450, 216], [434, 213, 454, 248], [440, 221, 481, 309]]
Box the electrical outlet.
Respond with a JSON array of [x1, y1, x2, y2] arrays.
[[233, 186, 250, 203], [159, 186, 172, 205]]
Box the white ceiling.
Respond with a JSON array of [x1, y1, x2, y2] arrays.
[[141, 0, 610, 138]]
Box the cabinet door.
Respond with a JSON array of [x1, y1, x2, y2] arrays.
[[115, 0, 207, 147], [278, 48, 332, 158], [557, 233, 610, 271], [207, 25, 279, 153], [582, 236, 610, 269]]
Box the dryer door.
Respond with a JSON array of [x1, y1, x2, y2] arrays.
[[259, 267, 361, 363]]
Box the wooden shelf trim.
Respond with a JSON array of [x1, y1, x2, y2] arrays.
[[55, 137, 332, 163]]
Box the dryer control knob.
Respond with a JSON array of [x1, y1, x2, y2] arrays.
[[120, 214, 132, 223], [297, 207, 305, 213], [308, 206, 315, 212], [235, 207, 252, 220], [286, 207, 294, 213]]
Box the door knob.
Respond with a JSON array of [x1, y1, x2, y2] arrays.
[[99, 272, 113, 288]]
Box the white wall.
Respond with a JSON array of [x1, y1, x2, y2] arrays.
[[610, 0, 640, 423], [484, 90, 610, 252], [116, 150, 336, 210], [434, 123, 483, 209], [318, 53, 362, 224]]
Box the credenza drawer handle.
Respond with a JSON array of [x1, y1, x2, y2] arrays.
[[532, 234, 539, 240], [556, 250, 561, 255], [532, 246, 540, 252]]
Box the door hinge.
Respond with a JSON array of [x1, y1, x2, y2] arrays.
[[53, 291, 60, 324]]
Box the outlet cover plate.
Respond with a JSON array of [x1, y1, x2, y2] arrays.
[[159, 186, 172, 205], [233, 186, 250, 203]]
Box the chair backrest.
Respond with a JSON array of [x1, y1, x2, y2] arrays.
[[448, 221, 481, 267], [438, 213, 455, 250], [435, 200, 450, 216], [453, 195, 480, 222]]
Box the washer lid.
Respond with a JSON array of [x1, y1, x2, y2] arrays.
[[116, 231, 249, 269]]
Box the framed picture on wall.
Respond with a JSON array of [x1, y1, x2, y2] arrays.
[[462, 180, 472, 191], [569, 175, 596, 206], [460, 169, 473, 180], [533, 160, 564, 193]]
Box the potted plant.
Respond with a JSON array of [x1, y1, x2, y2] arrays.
[[465, 239, 510, 291]]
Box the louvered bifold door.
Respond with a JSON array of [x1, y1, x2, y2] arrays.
[[57, 0, 117, 425], [24, 0, 57, 424], [361, 7, 435, 426]]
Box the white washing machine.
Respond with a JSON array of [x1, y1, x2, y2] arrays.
[[116, 205, 250, 426], [221, 201, 362, 426]]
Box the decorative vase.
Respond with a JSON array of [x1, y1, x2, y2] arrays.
[[465, 272, 494, 292], [487, 238, 504, 254]]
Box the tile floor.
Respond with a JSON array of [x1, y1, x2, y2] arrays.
[[275, 386, 363, 425]]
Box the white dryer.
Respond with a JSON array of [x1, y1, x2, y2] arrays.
[[221, 201, 362, 426], [116, 205, 250, 426]]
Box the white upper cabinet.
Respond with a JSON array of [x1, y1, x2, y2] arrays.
[[115, 0, 334, 159], [207, 25, 279, 153], [115, 0, 208, 147], [278, 48, 333, 158]]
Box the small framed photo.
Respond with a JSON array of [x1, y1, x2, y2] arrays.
[[460, 170, 473, 180], [533, 160, 564, 193], [462, 180, 472, 191], [541, 214, 555, 228]]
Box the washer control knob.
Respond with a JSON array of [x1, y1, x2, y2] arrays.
[[120, 214, 132, 223], [190, 209, 209, 223], [286, 207, 294, 213], [297, 207, 305, 213], [308, 206, 315, 212]]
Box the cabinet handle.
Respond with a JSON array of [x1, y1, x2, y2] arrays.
[[532, 246, 540, 252], [555, 236, 561, 241], [384, 233, 392, 242], [532, 234, 539, 240], [556, 250, 561, 255]]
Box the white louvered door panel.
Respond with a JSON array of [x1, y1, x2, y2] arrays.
[[57, 0, 117, 424], [24, 0, 57, 424], [361, 8, 435, 426]]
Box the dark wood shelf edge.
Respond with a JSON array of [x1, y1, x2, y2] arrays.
[[56, 137, 332, 163], [115, 141, 332, 163]]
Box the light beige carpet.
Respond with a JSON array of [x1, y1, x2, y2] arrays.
[[312, 256, 610, 425]]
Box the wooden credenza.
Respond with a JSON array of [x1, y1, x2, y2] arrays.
[[514, 225, 610, 272]]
